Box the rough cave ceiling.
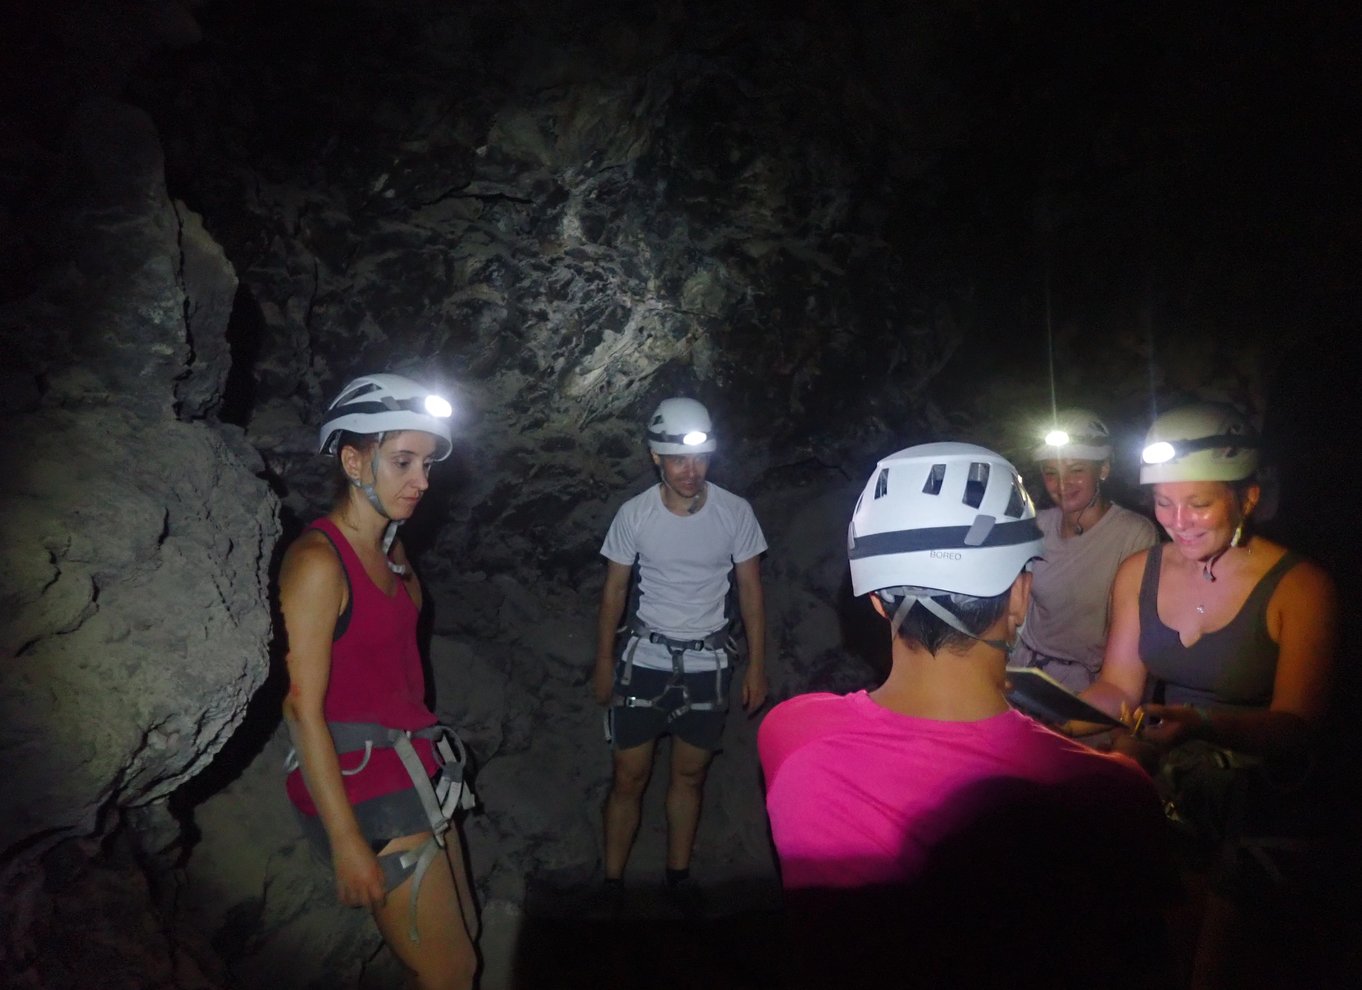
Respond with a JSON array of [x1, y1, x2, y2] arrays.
[[1, 1, 1356, 987]]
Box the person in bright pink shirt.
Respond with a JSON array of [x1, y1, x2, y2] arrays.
[[759, 443, 1174, 987]]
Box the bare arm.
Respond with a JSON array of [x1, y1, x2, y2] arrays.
[[1141, 560, 1338, 760], [1075, 550, 1151, 729], [735, 554, 768, 713], [279, 533, 386, 909], [593, 560, 632, 705]]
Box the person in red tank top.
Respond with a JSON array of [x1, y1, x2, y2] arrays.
[[280, 373, 478, 989]]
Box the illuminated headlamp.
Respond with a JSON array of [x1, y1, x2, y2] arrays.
[[1042, 429, 1110, 449], [1141, 434, 1260, 465], [424, 394, 453, 418], [648, 429, 714, 447], [339, 394, 453, 418]]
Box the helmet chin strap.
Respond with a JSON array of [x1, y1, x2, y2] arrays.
[[1068, 487, 1100, 535], [349, 442, 409, 576], [887, 592, 1015, 655]]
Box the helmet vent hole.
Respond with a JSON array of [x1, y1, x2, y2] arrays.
[[922, 464, 946, 496], [962, 463, 990, 509], [873, 469, 890, 499], [336, 383, 379, 405], [1004, 479, 1026, 518]]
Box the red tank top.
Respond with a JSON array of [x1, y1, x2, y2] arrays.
[[286, 517, 438, 815]]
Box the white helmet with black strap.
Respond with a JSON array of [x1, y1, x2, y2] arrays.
[[848, 442, 1043, 650], [320, 373, 454, 461], [1033, 408, 1112, 462], [1139, 402, 1259, 484], [320, 373, 454, 570], [647, 397, 716, 455]]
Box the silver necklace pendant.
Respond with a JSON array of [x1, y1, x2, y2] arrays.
[[1195, 603, 1207, 614]]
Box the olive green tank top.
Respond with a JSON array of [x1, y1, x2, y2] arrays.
[[1138, 545, 1302, 709]]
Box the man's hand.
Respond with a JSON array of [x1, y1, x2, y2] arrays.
[[741, 664, 768, 715]]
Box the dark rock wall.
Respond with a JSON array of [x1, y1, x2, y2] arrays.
[[2, 4, 278, 987]]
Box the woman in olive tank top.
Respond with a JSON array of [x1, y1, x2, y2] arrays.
[[1083, 402, 1337, 986]]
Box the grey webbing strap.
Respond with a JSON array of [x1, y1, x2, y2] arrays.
[[384, 727, 472, 945], [382, 520, 409, 576], [290, 721, 474, 945], [612, 620, 731, 716], [630, 617, 729, 654], [281, 729, 374, 775], [620, 635, 640, 687], [889, 595, 916, 638], [432, 733, 476, 814], [897, 594, 1013, 654], [667, 642, 686, 679], [392, 837, 442, 943], [914, 595, 974, 639], [610, 646, 727, 717], [391, 733, 450, 843]]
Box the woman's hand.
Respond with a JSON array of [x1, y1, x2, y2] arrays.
[[1137, 703, 1208, 748], [1108, 729, 1163, 774], [331, 832, 388, 910]]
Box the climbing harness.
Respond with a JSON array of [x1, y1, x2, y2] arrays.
[[286, 722, 475, 943], [605, 618, 736, 741]]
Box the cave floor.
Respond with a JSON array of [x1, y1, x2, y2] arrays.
[[510, 875, 787, 989]]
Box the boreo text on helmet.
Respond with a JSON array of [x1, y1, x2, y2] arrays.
[[847, 442, 1043, 649]]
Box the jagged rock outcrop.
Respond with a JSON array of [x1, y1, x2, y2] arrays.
[[0, 43, 280, 986]]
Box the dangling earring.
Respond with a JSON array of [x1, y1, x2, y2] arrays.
[[1230, 519, 1245, 548]]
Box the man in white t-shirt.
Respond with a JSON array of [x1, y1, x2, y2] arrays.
[[592, 397, 768, 896]]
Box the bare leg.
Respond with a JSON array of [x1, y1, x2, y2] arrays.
[[603, 740, 656, 880], [372, 831, 479, 990], [665, 737, 715, 872]]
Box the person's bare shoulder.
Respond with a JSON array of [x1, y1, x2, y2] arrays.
[[281, 529, 345, 598]]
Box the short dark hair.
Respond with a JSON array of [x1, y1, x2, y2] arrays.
[[880, 587, 1011, 654]]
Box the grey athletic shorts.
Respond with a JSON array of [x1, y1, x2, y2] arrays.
[[297, 778, 438, 893]]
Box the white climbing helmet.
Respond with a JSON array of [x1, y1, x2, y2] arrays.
[[1033, 408, 1112, 461], [647, 397, 716, 454], [848, 442, 1043, 600], [1139, 402, 1259, 484], [319, 373, 454, 460]]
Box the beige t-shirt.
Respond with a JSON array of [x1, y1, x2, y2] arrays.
[[1017, 503, 1159, 677]]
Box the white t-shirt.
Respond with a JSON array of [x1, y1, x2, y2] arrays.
[[1017, 503, 1159, 677], [601, 482, 767, 669]]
